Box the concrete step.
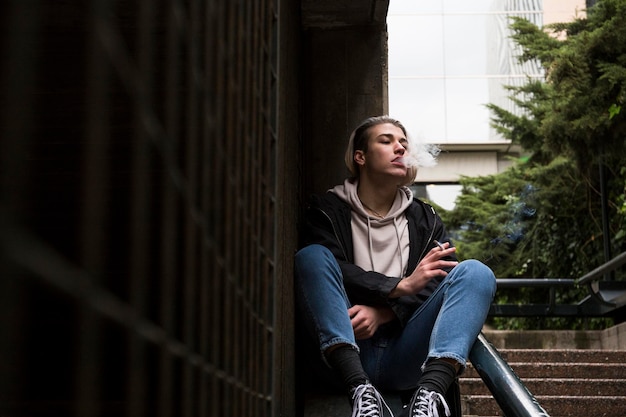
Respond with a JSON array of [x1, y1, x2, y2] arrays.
[[494, 349, 626, 363], [480, 324, 626, 350], [463, 395, 626, 417], [461, 377, 626, 396], [464, 361, 626, 379], [460, 347, 626, 416]]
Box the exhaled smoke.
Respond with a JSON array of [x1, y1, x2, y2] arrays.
[[403, 134, 440, 169], [485, 184, 537, 264]]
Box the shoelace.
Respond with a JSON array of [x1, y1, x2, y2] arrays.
[[410, 389, 450, 417], [351, 384, 394, 417]]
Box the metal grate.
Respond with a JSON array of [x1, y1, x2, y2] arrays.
[[0, 0, 279, 416]]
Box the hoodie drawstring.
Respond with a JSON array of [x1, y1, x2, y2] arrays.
[[366, 216, 376, 271], [394, 217, 408, 276]]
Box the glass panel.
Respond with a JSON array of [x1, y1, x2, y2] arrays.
[[389, 79, 447, 143], [443, 14, 489, 76], [388, 15, 444, 76], [445, 78, 491, 141], [443, 0, 496, 13], [388, 0, 443, 14]]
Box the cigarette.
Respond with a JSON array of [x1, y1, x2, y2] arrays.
[[433, 240, 445, 251]]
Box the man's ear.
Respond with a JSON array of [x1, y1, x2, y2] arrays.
[[354, 150, 366, 167]]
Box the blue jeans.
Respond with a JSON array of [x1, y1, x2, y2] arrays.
[[294, 244, 496, 391]]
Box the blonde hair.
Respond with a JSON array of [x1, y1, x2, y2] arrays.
[[344, 116, 437, 186]]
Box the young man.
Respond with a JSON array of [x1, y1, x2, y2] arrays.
[[295, 116, 496, 417]]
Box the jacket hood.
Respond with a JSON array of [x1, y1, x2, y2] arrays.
[[329, 178, 414, 222], [329, 178, 413, 277]]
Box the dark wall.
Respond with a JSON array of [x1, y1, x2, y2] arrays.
[[0, 0, 300, 416]]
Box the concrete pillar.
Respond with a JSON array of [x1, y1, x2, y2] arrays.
[[301, 24, 389, 198]]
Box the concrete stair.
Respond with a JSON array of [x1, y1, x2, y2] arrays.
[[461, 346, 626, 416], [301, 324, 626, 417]]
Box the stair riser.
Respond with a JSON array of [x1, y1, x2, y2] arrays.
[[463, 396, 626, 417], [465, 363, 626, 379], [461, 378, 626, 396], [495, 350, 626, 363]]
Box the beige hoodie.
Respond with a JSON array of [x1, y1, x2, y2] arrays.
[[330, 178, 413, 278]]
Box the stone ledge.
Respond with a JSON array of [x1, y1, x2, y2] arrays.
[[482, 321, 626, 350]]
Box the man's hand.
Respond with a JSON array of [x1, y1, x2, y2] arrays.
[[389, 242, 458, 298], [348, 305, 395, 340]]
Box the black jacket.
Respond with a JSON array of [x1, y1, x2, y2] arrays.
[[301, 191, 457, 326]]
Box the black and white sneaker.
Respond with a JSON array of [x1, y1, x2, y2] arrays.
[[406, 388, 450, 417], [350, 383, 394, 417]]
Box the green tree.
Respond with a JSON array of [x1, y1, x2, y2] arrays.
[[441, 0, 626, 329], [505, 0, 626, 169]]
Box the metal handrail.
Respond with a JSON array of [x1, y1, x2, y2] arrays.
[[470, 333, 550, 417], [493, 278, 576, 315], [577, 251, 626, 285], [496, 278, 575, 288]]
